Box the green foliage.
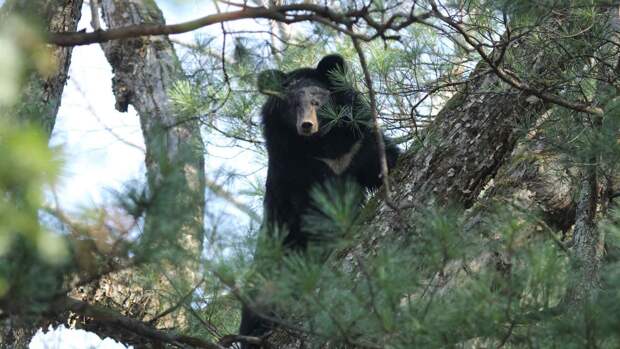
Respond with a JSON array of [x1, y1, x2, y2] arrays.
[[243, 196, 492, 346], [166, 1, 620, 345], [238, 184, 620, 347], [0, 121, 69, 313], [5, 0, 620, 346], [0, 12, 70, 316], [256, 69, 286, 98], [304, 180, 365, 245]]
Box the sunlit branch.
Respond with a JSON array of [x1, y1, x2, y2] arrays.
[[48, 4, 432, 46]]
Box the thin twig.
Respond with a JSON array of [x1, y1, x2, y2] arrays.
[[350, 32, 393, 204], [149, 277, 206, 325]]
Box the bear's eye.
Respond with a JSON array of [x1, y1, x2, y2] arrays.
[[311, 100, 321, 106]]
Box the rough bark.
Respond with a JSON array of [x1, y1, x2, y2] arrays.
[[0, 0, 83, 138], [564, 7, 620, 304], [343, 68, 550, 267], [478, 134, 577, 234], [100, 0, 205, 260], [565, 168, 601, 305], [563, 6, 620, 307]]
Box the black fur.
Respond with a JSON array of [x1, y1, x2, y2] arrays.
[[239, 55, 399, 347]]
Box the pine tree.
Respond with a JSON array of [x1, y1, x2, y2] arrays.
[[2, 1, 620, 348]]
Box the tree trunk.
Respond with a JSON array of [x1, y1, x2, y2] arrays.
[[565, 167, 600, 305], [349, 65, 551, 263], [266, 21, 590, 349], [0, 0, 83, 138], [71, 0, 206, 344], [562, 9, 620, 308], [100, 0, 205, 262]]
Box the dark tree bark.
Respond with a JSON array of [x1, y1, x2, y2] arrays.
[[480, 141, 576, 234]]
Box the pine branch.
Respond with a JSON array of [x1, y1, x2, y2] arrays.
[[428, 0, 604, 116]]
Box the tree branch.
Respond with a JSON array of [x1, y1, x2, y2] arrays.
[[52, 296, 226, 349], [48, 5, 340, 46], [429, 0, 604, 116], [48, 4, 432, 47], [350, 33, 397, 208]]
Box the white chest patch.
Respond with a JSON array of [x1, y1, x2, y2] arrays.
[[316, 140, 362, 175]]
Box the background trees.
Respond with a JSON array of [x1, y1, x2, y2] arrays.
[[2, 0, 620, 348]]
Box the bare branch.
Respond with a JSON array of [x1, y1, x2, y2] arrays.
[[52, 296, 227, 349], [48, 4, 432, 47]]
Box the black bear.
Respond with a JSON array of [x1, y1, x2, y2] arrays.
[[239, 54, 399, 347]]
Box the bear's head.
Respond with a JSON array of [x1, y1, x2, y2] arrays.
[[257, 55, 347, 137]]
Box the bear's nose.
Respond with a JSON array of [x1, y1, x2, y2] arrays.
[[301, 121, 314, 131]]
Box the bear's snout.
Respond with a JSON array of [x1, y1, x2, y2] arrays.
[[296, 108, 319, 136], [301, 121, 314, 132]]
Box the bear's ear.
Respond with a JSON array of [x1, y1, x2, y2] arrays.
[[257, 69, 286, 97], [316, 54, 346, 79]]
